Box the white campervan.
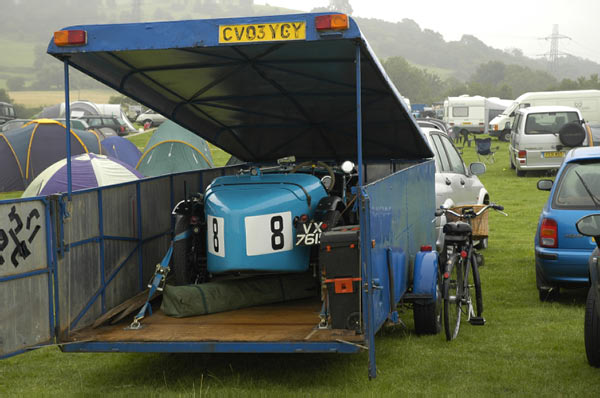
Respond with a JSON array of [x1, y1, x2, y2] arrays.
[[443, 95, 512, 137], [489, 90, 600, 142]]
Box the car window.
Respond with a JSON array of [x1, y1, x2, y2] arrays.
[[430, 134, 451, 172], [87, 118, 101, 126], [512, 113, 522, 133], [439, 135, 466, 174], [525, 112, 580, 135], [554, 162, 600, 209]]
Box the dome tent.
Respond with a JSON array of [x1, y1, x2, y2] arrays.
[[101, 136, 142, 168], [22, 153, 143, 198], [0, 119, 102, 192], [136, 121, 213, 177]]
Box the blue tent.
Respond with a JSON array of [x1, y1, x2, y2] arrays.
[[0, 119, 102, 192], [101, 136, 142, 168]]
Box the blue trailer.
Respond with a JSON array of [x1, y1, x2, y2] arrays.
[[0, 13, 439, 379]]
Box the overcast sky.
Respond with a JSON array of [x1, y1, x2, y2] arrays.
[[256, 0, 600, 64]]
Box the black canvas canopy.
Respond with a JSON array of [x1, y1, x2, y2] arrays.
[[47, 13, 433, 163]]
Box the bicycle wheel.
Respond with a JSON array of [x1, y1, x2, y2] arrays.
[[443, 252, 463, 341], [470, 251, 483, 317]]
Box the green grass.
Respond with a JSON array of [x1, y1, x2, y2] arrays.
[[2, 138, 600, 395]]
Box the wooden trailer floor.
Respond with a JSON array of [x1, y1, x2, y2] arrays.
[[68, 298, 364, 344]]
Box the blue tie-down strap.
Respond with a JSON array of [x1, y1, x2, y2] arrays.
[[128, 229, 191, 329]]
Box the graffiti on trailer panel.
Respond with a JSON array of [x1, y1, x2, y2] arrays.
[[0, 205, 41, 268]]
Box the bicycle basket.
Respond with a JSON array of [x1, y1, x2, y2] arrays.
[[446, 204, 489, 239]]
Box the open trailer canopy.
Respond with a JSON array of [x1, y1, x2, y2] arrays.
[[47, 13, 432, 162]]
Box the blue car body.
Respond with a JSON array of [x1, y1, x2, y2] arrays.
[[536, 147, 600, 290]]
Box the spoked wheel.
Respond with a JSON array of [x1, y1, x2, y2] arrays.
[[443, 253, 463, 341]]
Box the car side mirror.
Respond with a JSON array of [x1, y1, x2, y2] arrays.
[[469, 162, 486, 176], [537, 179, 553, 191], [576, 214, 600, 242]]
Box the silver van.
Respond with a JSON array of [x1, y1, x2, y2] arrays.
[[509, 106, 591, 176]]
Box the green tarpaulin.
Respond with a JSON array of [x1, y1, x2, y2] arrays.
[[161, 273, 317, 318]]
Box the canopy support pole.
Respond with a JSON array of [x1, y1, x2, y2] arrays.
[[63, 59, 72, 200], [355, 42, 376, 380]]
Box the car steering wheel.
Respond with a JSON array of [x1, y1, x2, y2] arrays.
[[289, 160, 336, 192]]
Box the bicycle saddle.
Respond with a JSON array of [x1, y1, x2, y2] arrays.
[[443, 221, 472, 235]]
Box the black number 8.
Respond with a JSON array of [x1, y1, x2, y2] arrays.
[[212, 218, 219, 252], [270, 216, 284, 250]]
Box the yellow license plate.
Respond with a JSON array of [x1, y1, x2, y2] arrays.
[[462, 122, 472, 125], [219, 22, 306, 44], [543, 151, 565, 158]]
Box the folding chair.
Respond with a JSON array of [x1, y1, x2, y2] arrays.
[[474, 137, 498, 163]]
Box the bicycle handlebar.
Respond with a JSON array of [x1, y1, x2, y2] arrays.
[[436, 203, 507, 219]]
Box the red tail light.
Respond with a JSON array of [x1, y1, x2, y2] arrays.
[[120, 126, 125, 133], [540, 218, 558, 248], [518, 150, 527, 158]]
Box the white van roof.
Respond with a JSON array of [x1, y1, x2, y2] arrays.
[[517, 105, 582, 115], [516, 90, 600, 101]]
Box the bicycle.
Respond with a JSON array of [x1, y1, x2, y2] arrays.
[[436, 203, 507, 341]]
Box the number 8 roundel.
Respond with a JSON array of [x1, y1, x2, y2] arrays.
[[245, 212, 292, 256]]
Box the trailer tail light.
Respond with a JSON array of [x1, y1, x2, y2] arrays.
[[54, 30, 87, 46], [540, 218, 558, 248], [315, 14, 349, 31]]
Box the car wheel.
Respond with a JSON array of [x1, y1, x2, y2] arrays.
[[536, 265, 559, 301], [499, 129, 510, 142], [558, 122, 586, 147], [585, 287, 600, 367], [509, 154, 516, 169], [516, 169, 526, 177]]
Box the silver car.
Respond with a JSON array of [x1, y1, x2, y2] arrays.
[[420, 126, 489, 249]]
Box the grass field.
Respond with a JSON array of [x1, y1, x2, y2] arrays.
[[8, 89, 117, 108], [1, 138, 600, 395]]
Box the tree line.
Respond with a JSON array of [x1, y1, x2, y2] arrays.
[[382, 57, 600, 104]]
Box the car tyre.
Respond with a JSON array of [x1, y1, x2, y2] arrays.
[[558, 122, 586, 147], [516, 169, 526, 177], [585, 287, 600, 367], [322, 209, 342, 229], [499, 129, 510, 142], [536, 265, 559, 301]]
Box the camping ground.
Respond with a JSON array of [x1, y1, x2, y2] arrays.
[[1, 139, 600, 395]]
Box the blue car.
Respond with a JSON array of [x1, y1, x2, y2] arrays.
[[535, 147, 600, 301]]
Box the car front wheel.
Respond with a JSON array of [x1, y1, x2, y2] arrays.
[[585, 287, 600, 367]]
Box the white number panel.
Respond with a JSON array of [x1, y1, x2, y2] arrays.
[[245, 211, 292, 256], [207, 215, 225, 257]]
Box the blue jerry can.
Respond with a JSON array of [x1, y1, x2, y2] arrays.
[[204, 173, 328, 273]]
